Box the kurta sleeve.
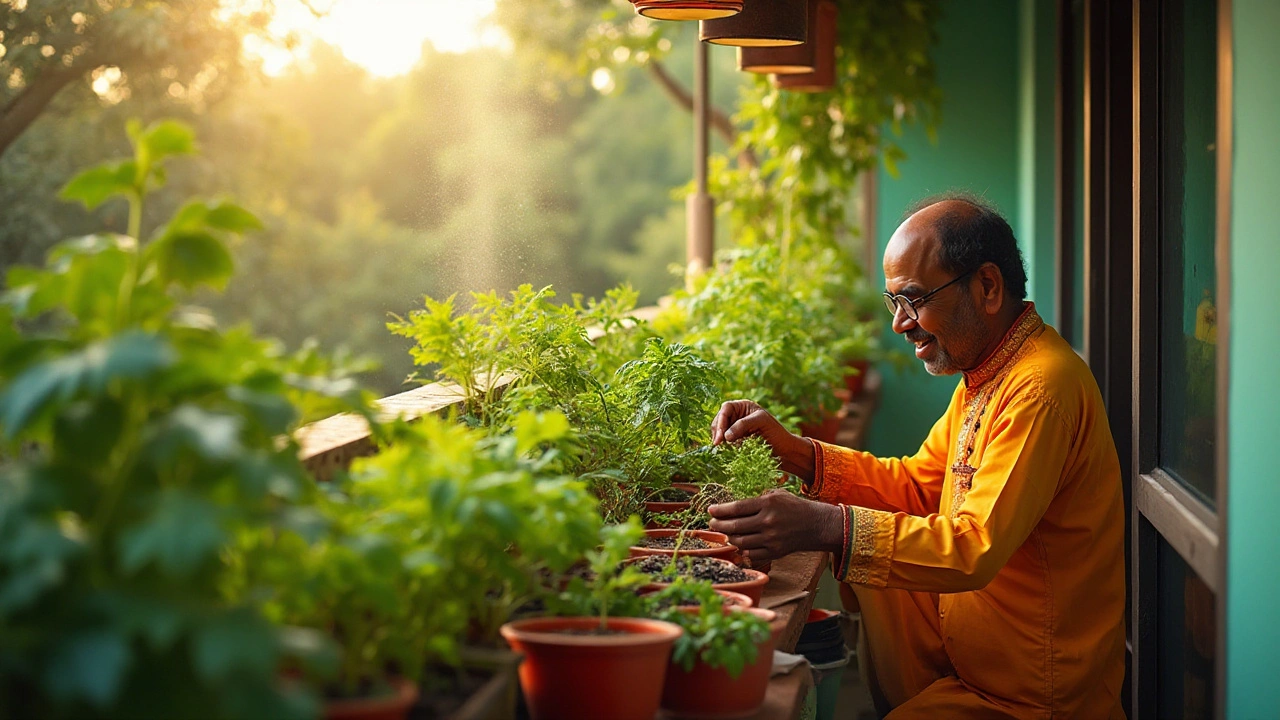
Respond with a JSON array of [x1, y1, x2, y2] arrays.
[[833, 390, 1074, 592], [802, 391, 954, 516]]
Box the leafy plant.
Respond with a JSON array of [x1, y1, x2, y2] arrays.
[[241, 410, 601, 696], [643, 579, 772, 678], [0, 120, 375, 719], [548, 520, 649, 631]]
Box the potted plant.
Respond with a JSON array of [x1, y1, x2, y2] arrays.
[[644, 581, 783, 719], [242, 410, 602, 720], [501, 522, 684, 720], [0, 121, 372, 719], [629, 555, 770, 607], [629, 528, 737, 561]]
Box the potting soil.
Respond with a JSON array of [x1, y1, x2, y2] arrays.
[[632, 555, 750, 584], [639, 535, 718, 550]]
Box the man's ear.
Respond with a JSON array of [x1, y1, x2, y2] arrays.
[[975, 262, 1004, 315]]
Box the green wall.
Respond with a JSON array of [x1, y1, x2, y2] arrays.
[[867, 0, 1046, 458], [1226, 0, 1280, 714]]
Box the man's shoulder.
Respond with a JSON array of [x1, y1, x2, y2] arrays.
[[1002, 325, 1101, 413]]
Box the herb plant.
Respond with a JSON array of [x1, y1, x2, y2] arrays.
[[0, 120, 374, 719], [645, 580, 773, 678]]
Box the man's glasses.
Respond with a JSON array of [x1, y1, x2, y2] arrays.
[[882, 269, 977, 321]]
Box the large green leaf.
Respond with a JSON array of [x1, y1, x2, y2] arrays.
[[118, 489, 225, 578], [0, 333, 173, 440], [192, 609, 277, 683], [59, 162, 138, 210], [43, 629, 131, 707], [147, 230, 235, 291]]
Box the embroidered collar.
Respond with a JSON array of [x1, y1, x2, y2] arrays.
[[962, 302, 1044, 389]]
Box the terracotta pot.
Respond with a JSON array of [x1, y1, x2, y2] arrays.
[[799, 388, 850, 445], [843, 358, 870, 397], [644, 482, 700, 529], [630, 529, 738, 561], [630, 557, 771, 607], [500, 616, 683, 720], [324, 678, 418, 720], [727, 548, 773, 575], [639, 587, 755, 610], [661, 607, 785, 718]]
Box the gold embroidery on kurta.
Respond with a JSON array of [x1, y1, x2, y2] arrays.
[[947, 306, 1046, 518]]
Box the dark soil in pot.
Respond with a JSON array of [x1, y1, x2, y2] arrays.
[[631, 555, 751, 584], [649, 486, 696, 502], [410, 669, 489, 720], [638, 535, 718, 550]]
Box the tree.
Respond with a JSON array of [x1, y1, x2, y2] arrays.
[[0, 0, 275, 158]]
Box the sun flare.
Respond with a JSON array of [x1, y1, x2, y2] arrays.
[[253, 0, 506, 77]]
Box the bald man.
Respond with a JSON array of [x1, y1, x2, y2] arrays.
[[707, 196, 1126, 718]]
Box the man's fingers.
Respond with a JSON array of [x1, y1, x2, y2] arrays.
[[725, 532, 767, 550], [707, 495, 766, 519]]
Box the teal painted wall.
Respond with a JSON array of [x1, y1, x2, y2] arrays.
[[1017, 0, 1058, 324], [1226, 0, 1280, 715], [867, 0, 1027, 458]]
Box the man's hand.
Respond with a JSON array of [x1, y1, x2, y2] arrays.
[[708, 490, 844, 565], [711, 400, 816, 481]]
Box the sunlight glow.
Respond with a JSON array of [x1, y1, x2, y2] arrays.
[[254, 0, 508, 77]]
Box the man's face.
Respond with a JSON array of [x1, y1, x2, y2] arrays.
[[883, 206, 987, 376]]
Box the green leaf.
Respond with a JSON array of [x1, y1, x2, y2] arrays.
[[205, 201, 262, 233], [192, 608, 277, 683], [44, 629, 131, 707], [118, 489, 225, 577], [147, 230, 235, 291], [139, 120, 196, 162], [59, 162, 138, 210], [52, 398, 125, 468], [149, 406, 244, 464], [0, 333, 173, 440]]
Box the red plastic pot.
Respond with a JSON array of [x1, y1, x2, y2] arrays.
[[324, 678, 418, 720], [630, 529, 738, 561], [660, 607, 785, 718], [499, 616, 683, 720], [630, 557, 771, 607], [644, 482, 700, 529]]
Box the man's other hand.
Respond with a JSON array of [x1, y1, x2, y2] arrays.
[[708, 490, 844, 565]]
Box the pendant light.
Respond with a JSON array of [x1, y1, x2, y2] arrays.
[[775, 0, 837, 91], [737, 0, 820, 74], [630, 0, 743, 21], [700, 0, 807, 47]]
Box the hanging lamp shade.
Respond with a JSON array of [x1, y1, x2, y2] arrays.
[[774, 0, 837, 91], [700, 0, 807, 47], [737, 0, 820, 74], [630, 0, 743, 21]]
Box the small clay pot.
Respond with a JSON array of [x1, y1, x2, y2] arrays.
[[644, 482, 700, 529], [629, 529, 738, 562], [324, 677, 418, 720], [500, 616, 683, 720], [639, 587, 754, 610], [843, 358, 870, 397], [799, 388, 850, 444], [660, 607, 785, 718], [629, 557, 771, 607]]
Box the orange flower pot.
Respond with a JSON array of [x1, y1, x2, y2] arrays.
[[660, 607, 786, 718], [500, 616, 683, 720], [630, 529, 738, 562], [324, 678, 418, 720]]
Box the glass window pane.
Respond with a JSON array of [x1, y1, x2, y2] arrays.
[[1157, 0, 1218, 505], [1156, 536, 1216, 719]]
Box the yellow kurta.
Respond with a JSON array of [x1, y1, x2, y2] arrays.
[[806, 304, 1126, 719]]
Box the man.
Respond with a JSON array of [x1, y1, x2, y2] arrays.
[[708, 196, 1126, 719]]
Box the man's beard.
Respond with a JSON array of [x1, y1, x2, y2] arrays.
[[906, 298, 983, 376]]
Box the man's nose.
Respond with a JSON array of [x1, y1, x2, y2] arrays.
[[891, 305, 917, 335]]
